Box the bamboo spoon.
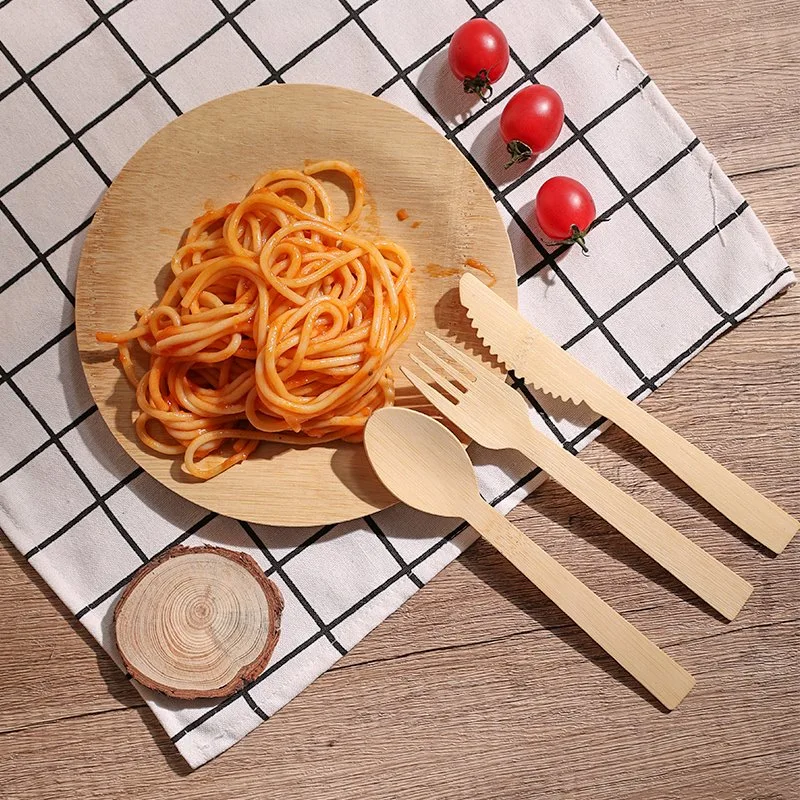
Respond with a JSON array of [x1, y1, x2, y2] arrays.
[[364, 407, 695, 710]]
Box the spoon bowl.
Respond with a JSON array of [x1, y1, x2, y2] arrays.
[[364, 407, 478, 519]]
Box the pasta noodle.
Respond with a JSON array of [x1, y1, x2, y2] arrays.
[[97, 161, 416, 479]]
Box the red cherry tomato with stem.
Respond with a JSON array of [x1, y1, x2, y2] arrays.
[[535, 177, 596, 254], [448, 19, 509, 102], [500, 85, 564, 167]]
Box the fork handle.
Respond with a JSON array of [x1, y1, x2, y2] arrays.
[[593, 395, 799, 554], [516, 432, 753, 621], [468, 502, 694, 710]]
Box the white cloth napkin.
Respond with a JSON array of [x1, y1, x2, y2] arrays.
[[0, 0, 794, 769]]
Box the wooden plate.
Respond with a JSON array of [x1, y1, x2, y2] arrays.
[[75, 84, 517, 526]]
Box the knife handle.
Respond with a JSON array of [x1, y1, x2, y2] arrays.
[[593, 393, 799, 554], [468, 502, 695, 710], [515, 429, 753, 621]]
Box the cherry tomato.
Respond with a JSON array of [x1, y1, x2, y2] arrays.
[[500, 85, 564, 167], [535, 177, 596, 253], [448, 19, 509, 102]]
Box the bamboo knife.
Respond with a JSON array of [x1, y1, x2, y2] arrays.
[[459, 272, 799, 554]]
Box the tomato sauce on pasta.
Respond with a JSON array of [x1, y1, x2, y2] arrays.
[[97, 161, 416, 479]]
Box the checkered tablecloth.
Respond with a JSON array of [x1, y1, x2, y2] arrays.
[[0, 0, 794, 769]]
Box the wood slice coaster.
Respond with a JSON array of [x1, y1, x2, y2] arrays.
[[114, 546, 283, 699]]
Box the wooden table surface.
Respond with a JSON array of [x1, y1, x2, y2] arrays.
[[1, 1, 798, 798]]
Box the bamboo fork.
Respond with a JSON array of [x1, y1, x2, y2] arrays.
[[401, 333, 753, 621], [364, 407, 695, 709]]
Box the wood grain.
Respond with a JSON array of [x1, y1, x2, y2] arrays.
[[74, 84, 517, 527], [114, 547, 283, 698], [2, 1, 799, 798]]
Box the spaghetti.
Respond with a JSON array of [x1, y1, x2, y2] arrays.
[[97, 161, 416, 479]]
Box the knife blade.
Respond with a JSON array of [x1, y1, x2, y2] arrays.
[[459, 272, 799, 554], [460, 272, 607, 407]]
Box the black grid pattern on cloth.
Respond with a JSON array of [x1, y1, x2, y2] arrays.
[[0, 0, 792, 757]]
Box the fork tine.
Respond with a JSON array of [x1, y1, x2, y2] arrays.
[[408, 354, 463, 398], [423, 333, 484, 381], [425, 332, 509, 388], [417, 343, 472, 387], [400, 365, 457, 411]]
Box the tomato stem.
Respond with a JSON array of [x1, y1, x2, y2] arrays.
[[568, 224, 590, 255], [462, 69, 493, 102], [545, 225, 591, 255], [504, 139, 533, 168]]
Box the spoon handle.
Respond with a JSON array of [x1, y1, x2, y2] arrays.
[[468, 502, 695, 710]]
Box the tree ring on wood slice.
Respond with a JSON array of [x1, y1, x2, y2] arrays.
[[114, 545, 283, 699]]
